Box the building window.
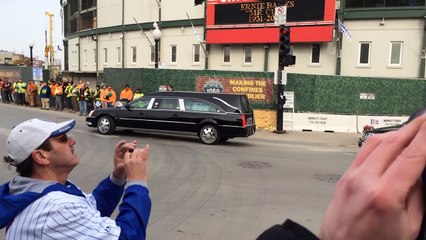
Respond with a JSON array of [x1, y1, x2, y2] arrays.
[[243, 45, 252, 64], [193, 44, 200, 64], [84, 50, 87, 65], [170, 45, 177, 63], [389, 41, 403, 66], [358, 42, 371, 65], [311, 43, 321, 64], [131, 46, 137, 63], [93, 49, 96, 65], [150, 46, 155, 63], [116, 47, 121, 64], [103, 48, 108, 64], [223, 45, 231, 63]]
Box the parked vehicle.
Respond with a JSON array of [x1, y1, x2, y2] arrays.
[[358, 107, 426, 147], [358, 125, 402, 147], [86, 91, 256, 144]]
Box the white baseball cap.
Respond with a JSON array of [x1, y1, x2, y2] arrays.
[[6, 118, 76, 165]]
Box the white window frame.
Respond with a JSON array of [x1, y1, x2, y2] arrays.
[[222, 45, 231, 64], [243, 45, 252, 65], [310, 43, 321, 65], [358, 41, 371, 67], [388, 41, 403, 68], [116, 47, 121, 64], [131, 46, 137, 64], [170, 45, 177, 64], [192, 44, 200, 64], [103, 48, 108, 65]]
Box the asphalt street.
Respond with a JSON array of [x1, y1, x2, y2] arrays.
[[0, 103, 361, 239]]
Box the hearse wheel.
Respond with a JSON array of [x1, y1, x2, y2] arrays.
[[97, 116, 116, 135], [199, 124, 220, 145]]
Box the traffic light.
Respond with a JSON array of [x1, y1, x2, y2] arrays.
[[278, 25, 296, 67], [279, 26, 290, 57], [194, 0, 205, 5]]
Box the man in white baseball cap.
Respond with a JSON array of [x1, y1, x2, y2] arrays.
[[1, 118, 152, 240], [6, 118, 76, 165]]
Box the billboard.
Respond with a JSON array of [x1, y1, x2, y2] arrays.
[[206, 0, 336, 44], [196, 76, 274, 102]]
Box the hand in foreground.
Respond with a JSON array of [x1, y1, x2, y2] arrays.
[[320, 114, 426, 240], [113, 140, 137, 179], [124, 144, 150, 182]]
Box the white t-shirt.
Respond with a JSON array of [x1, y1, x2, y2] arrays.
[[6, 191, 121, 240]]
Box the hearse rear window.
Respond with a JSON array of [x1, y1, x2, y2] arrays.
[[240, 95, 253, 113], [184, 99, 223, 113], [152, 98, 180, 110]]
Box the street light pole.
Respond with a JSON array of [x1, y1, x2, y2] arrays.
[[152, 22, 162, 69], [154, 39, 159, 68], [29, 41, 34, 67]]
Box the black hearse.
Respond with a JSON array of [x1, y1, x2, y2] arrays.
[[86, 91, 256, 144]]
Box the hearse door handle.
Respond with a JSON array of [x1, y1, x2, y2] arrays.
[[172, 114, 178, 117]]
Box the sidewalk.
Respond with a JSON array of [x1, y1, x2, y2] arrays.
[[252, 129, 360, 148]]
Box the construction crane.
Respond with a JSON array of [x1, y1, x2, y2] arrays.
[[45, 11, 55, 73]]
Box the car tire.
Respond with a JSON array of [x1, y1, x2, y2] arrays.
[[97, 115, 115, 135], [199, 124, 220, 145]]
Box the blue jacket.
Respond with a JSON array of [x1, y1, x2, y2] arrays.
[[0, 176, 151, 240], [39, 85, 51, 98]]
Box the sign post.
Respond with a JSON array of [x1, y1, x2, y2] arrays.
[[274, 6, 287, 26], [274, 71, 286, 134]]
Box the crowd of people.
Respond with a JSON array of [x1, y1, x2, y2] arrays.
[[0, 78, 145, 116]]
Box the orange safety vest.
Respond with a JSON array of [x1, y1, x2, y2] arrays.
[[120, 89, 134, 101]]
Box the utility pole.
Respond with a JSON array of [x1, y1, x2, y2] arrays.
[[274, 25, 289, 134], [271, 1, 294, 134], [275, 24, 296, 134]]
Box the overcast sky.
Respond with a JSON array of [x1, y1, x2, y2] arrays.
[[0, 0, 63, 60]]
